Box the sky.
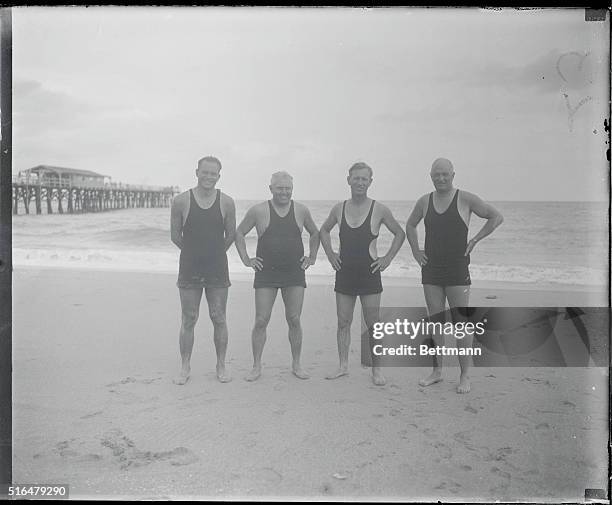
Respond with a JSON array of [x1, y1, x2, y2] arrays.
[[9, 7, 610, 201]]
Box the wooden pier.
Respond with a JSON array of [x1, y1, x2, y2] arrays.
[[12, 178, 178, 215]]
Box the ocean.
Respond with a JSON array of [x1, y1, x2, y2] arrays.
[[11, 200, 609, 286]]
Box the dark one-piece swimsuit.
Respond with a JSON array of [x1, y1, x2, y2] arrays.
[[177, 189, 230, 289], [334, 199, 383, 296], [254, 200, 306, 289], [422, 189, 471, 286]]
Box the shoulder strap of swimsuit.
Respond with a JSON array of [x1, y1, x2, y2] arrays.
[[366, 199, 375, 223], [267, 200, 277, 221], [425, 192, 434, 216]]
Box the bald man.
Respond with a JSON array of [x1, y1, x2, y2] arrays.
[[406, 158, 503, 393], [235, 171, 320, 381]]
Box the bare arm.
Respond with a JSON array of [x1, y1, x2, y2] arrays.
[[405, 196, 427, 265], [464, 193, 504, 255], [301, 207, 320, 269], [371, 205, 406, 272], [223, 196, 236, 251], [319, 205, 341, 271], [235, 206, 262, 270], [170, 195, 185, 250]]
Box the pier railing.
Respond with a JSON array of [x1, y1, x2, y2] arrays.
[[12, 176, 180, 215]]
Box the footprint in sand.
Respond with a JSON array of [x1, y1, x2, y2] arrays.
[[107, 376, 162, 388], [389, 408, 402, 417], [452, 430, 478, 452], [80, 410, 103, 419], [464, 405, 478, 414], [253, 467, 282, 484], [485, 447, 516, 463], [433, 441, 452, 459], [55, 440, 78, 458], [434, 480, 462, 494], [421, 427, 436, 439], [489, 465, 512, 492], [140, 377, 162, 384], [535, 422, 550, 430], [53, 440, 103, 463], [521, 377, 553, 387], [100, 429, 199, 469]]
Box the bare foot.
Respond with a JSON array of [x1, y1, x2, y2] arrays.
[[325, 367, 348, 380], [292, 366, 310, 380], [216, 365, 232, 383], [457, 375, 471, 394], [372, 369, 386, 386], [245, 366, 262, 382], [419, 370, 442, 387], [173, 366, 190, 385]]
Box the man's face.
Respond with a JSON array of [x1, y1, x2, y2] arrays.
[[269, 177, 293, 204], [347, 168, 372, 195], [430, 165, 454, 191], [196, 161, 221, 189]]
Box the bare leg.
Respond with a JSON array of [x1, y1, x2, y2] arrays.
[[205, 287, 231, 383], [174, 288, 203, 385], [361, 293, 385, 386], [419, 284, 447, 387], [245, 288, 278, 381], [281, 286, 309, 379], [446, 285, 471, 393], [326, 293, 357, 379]]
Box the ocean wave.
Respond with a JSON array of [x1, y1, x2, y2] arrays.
[[11, 247, 606, 286], [399, 263, 606, 286]]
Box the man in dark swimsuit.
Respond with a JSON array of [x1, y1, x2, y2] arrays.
[[320, 162, 405, 386], [170, 156, 236, 385], [406, 158, 503, 393], [235, 171, 320, 381]]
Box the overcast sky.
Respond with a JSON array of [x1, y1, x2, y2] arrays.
[[11, 7, 610, 201]]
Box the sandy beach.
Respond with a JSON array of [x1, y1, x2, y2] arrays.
[[12, 267, 609, 501]]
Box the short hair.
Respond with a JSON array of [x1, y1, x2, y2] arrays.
[[348, 162, 373, 178], [270, 171, 293, 185], [198, 156, 222, 171]]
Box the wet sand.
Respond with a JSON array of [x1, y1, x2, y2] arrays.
[[12, 267, 609, 500]]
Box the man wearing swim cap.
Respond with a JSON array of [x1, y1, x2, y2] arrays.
[[235, 171, 320, 381], [406, 158, 503, 393]]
